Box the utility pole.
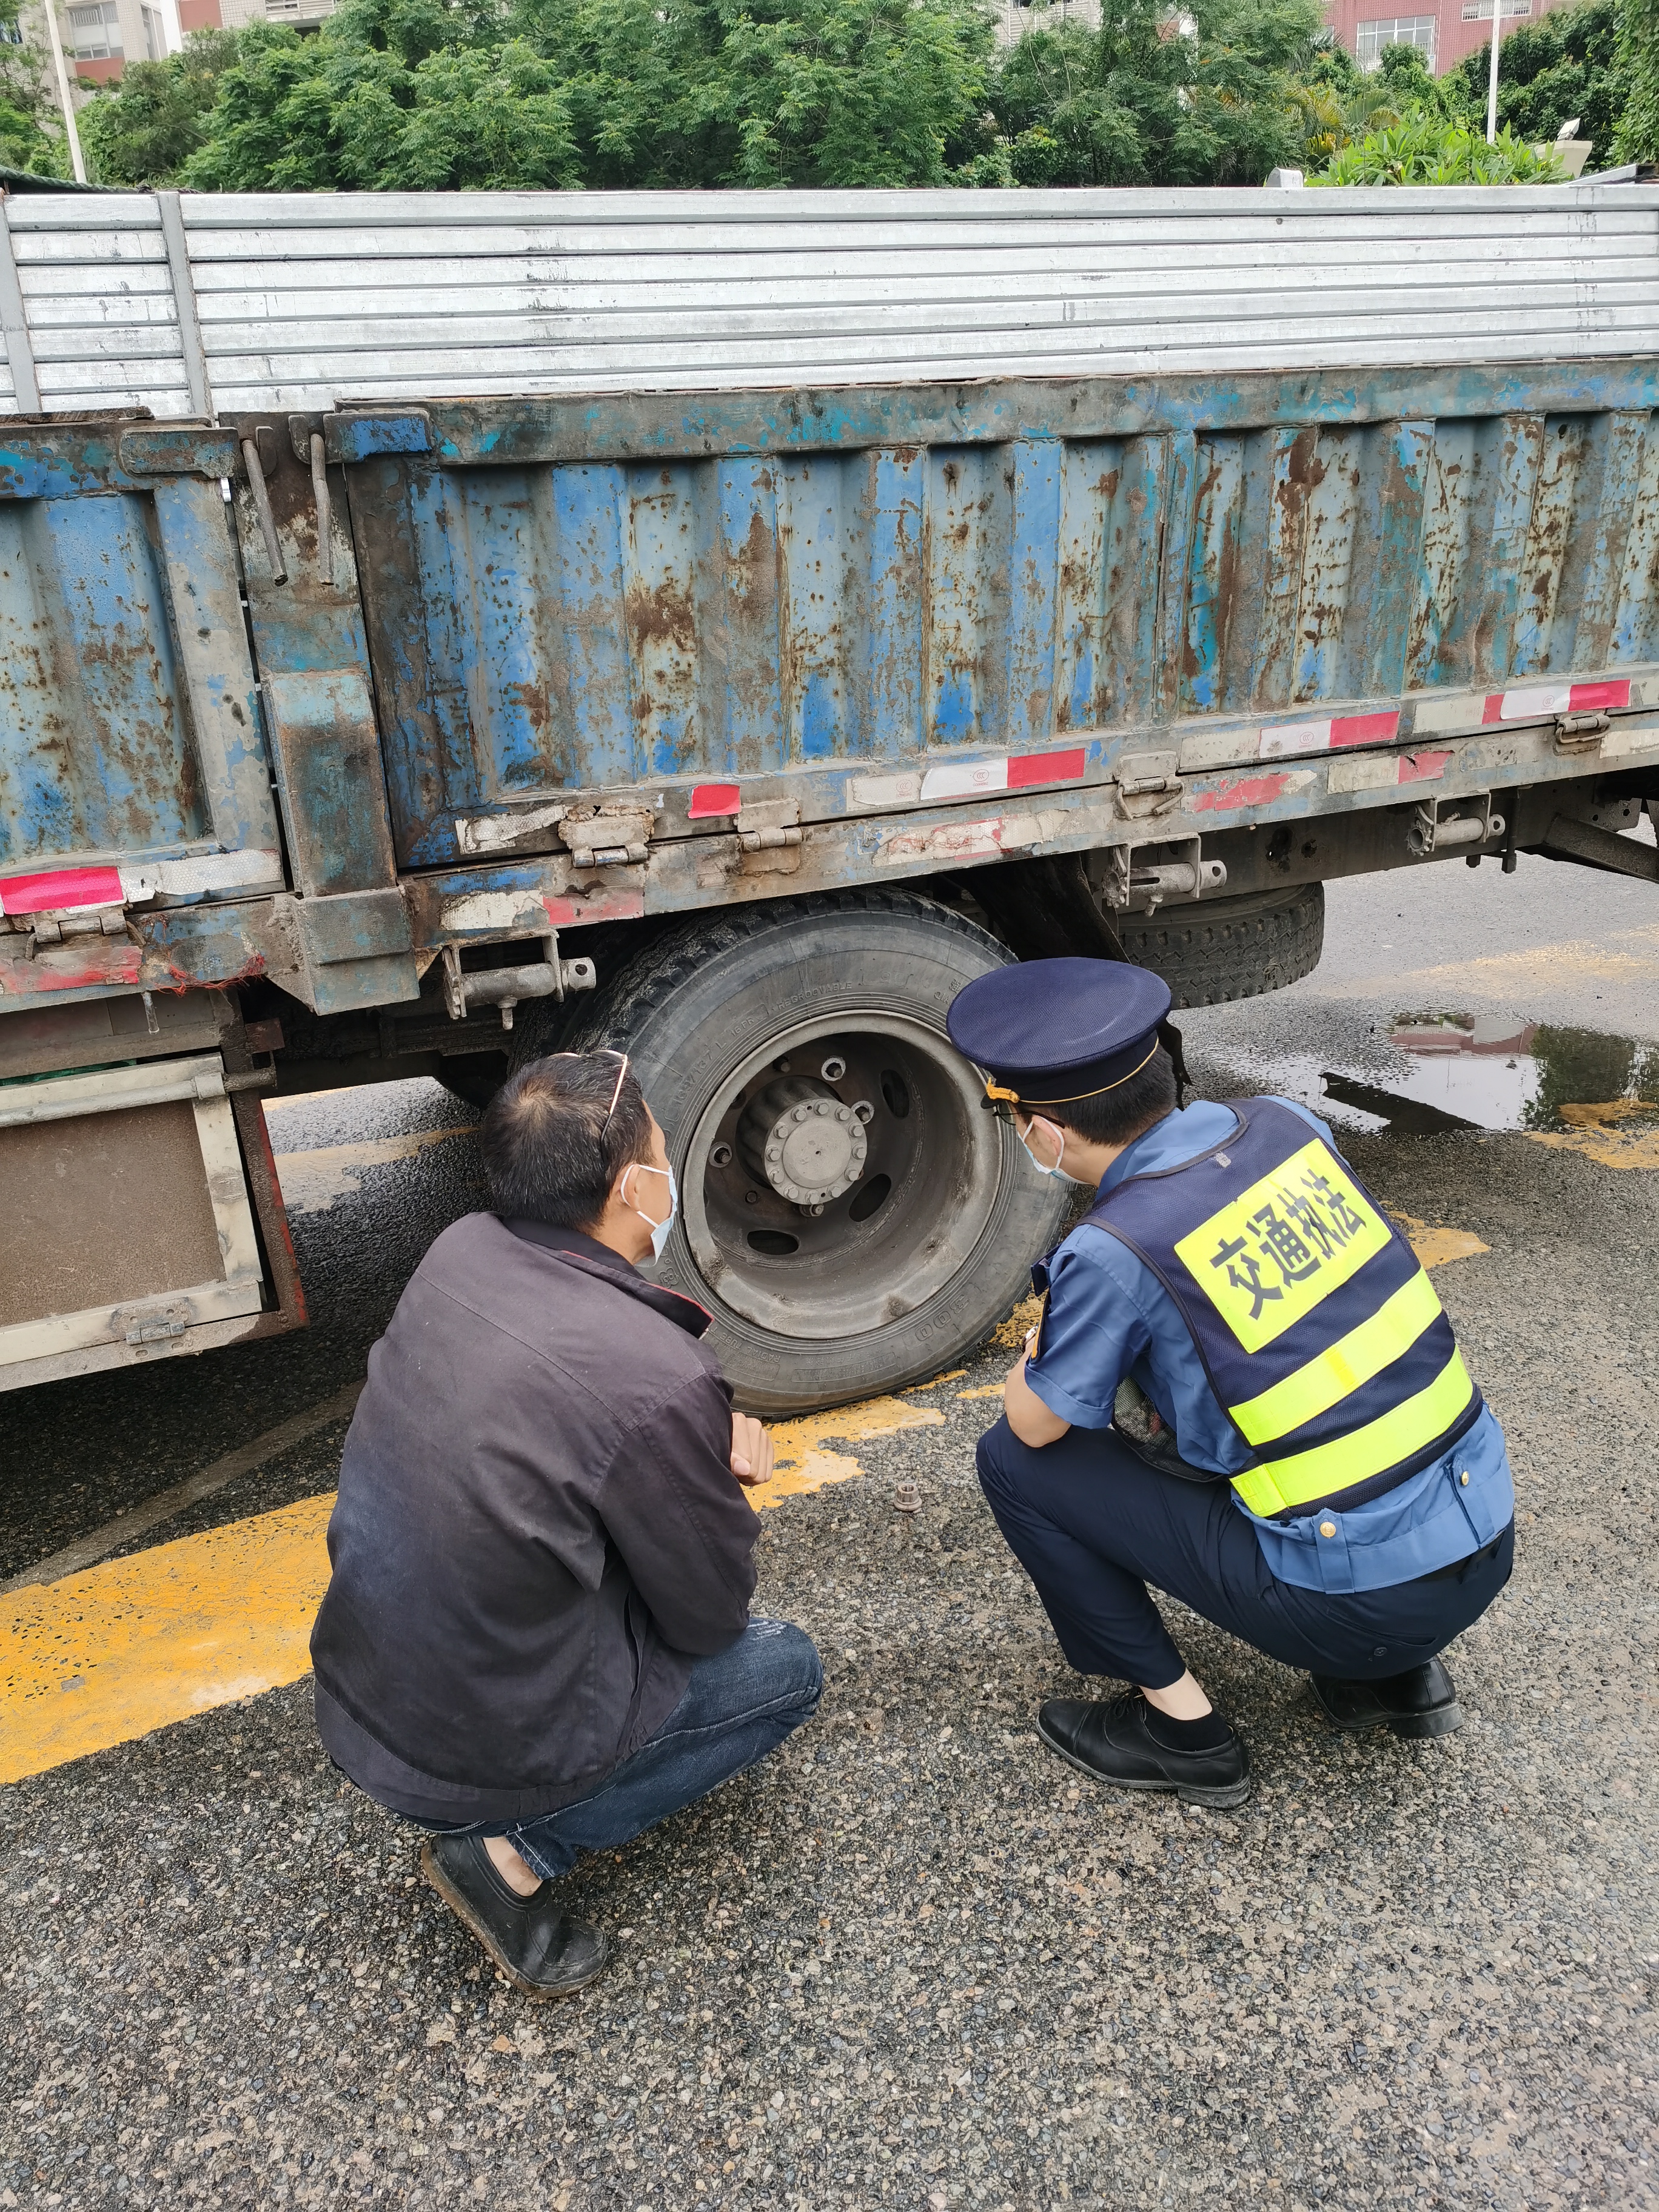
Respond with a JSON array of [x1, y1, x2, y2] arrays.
[[39, 0, 89, 184], [1485, 0, 1505, 144]]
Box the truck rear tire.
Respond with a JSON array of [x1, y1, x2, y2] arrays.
[[1116, 881, 1325, 1008], [529, 891, 1068, 1416]]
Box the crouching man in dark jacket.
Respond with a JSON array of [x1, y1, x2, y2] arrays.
[[310, 1050, 822, 1999]]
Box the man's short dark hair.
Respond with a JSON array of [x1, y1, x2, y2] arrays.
[[1044, 1045, 1179, 1150], [480, 1053, 654, 1230]]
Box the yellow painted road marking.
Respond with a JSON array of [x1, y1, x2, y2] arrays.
[[0, 1394, 948, 1783], [1387, 1212, 1492, 1269], [957, 1384, 1006, 1400], [746, 1398, 945, 1511], [1526, 1099, 1659, 1170], [0, 1496, 333, 1786], [270, 1128, 471, 1214], [905, 1369, 968, 1392]]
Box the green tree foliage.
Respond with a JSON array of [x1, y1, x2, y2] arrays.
[[0, 0, 70, 177], [78, 28, 240, 186], [1612, 0, 1659, 159], [1286, 37, 1442, 166], [987, 0, 1326, 188], [1369, 38, 1467, 123], [1310, 113, 1567, 182], [73, 0, 1645, 196], [183, 0, 994, 191], [1444, 0, 1627, 164]]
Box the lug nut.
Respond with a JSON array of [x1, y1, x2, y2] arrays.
[[820, 1056, 847, 1081], [895, 1481, 921, 1513]]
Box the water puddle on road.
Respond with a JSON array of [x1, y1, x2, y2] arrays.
[[1228, 1014, 1659, 1141]]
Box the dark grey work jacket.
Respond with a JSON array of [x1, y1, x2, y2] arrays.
[[310, 1213, 758, 1826]]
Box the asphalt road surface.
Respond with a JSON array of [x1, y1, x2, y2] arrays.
[[2, 846, 1657, 2212]]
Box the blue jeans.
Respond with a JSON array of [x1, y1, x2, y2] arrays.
[[481, 1618, 822, 1882]]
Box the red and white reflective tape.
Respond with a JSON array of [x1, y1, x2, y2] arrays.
[[1258, 710, 1400, 759], [1416, 673, 1651, 736], [1481, 678, 1631, 724], [0, 850, 282, 919], [919, 746, 1087, 805], [0, 864, 124, 917]]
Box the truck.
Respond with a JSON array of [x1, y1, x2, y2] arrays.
[[2, 181, 1656, 1413]]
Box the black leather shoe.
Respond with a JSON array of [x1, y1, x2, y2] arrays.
[[1309, 1656, 1463, 1740], [420, 1833, 610, 2000], [1037, 1692, 1252, 1808]]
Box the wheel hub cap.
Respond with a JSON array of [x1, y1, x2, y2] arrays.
[[737, 1076, 868, 1205]]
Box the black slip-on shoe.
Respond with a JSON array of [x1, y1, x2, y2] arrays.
[[1309, 1656, 1463, 1740], [420, 1833, 610, 2001], [1037, 1692, 1252, 1809]]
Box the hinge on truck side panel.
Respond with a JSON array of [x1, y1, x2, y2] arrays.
[[1113, 752, 1182, 820], [1555, 711, 1612, 754], [558, 809, 655, 870]]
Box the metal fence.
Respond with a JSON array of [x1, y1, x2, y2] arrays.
[[0, 183, 1656, 419]]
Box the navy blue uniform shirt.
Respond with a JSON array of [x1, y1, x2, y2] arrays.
[[1023, 1100, 1514, 1592]]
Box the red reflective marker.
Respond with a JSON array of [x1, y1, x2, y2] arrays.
[[0, 865, 124, 916]]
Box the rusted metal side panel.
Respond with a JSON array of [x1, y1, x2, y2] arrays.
[[1349, 421, 1433, 706], [922, 445, 1011, 755], [337, 365, 1659, 871], [0, 488, 209, 863], [1610, 420, 1659, 666], [852, 447, 925, 762], [1572, 412, 1651, 672], [0, 421, 278, 883], [713, 459, 784, 771], [7, 363, 1659, 1025]]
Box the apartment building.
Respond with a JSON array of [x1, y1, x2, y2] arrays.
[[17, 0, 170, 83], [1324, 0, 1575, 76], [178, 0, 336, 30]]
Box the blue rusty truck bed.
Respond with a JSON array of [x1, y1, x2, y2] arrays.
[[2, 360, 1658, 1007]]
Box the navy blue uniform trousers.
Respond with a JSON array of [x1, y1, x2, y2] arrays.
[[976, 1416, 1513, 1691]]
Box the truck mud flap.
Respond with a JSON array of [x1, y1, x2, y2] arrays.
[[0, 1053, 304, 1392]]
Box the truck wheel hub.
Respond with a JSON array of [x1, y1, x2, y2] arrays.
[[737, 1076, 867, 1204]]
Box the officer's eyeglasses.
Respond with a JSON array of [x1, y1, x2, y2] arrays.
[[600, 1050, 629, 1129]]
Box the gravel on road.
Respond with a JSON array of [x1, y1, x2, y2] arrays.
[[4, 1105, 1657, 2212]]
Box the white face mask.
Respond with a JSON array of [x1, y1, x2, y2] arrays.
[[1017, 1115, 1090, 1187], [623, 1161, 678, 1260]]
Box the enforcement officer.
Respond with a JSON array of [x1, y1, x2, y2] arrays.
[[946, 956, 1515, 1809]]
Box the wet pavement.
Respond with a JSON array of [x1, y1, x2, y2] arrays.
[[2, 848, 1658, 2212]]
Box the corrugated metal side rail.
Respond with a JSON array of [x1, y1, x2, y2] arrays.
[[0, 185, 1656, 419]]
